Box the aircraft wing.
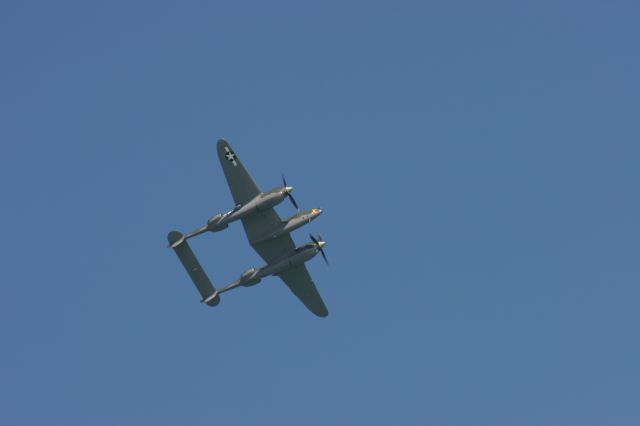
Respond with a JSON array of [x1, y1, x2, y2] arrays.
[[216, 137, 293, 258], [238, 210, 329, 319], [277, 265, 329, 317], [216, 138, 328, 317], [216, 139, 261, 205], [235, 192, 329, 318]]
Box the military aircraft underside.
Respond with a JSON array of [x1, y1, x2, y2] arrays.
[[167, 139, 329, 317]]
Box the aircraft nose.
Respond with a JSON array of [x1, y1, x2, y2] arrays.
[[314, 208, 323, 215], [318, 241, 326, 248], [284, 186, 294, 194]]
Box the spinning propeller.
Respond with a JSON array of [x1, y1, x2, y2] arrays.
[[309, 233, 329, 265], [281, 174, 299, 211]]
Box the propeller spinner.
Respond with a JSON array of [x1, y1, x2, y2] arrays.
[[309, 233, 329, 265]]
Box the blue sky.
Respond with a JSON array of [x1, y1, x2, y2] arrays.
[[2, 1, 639, 425]]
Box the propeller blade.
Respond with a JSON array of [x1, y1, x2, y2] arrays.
[[287, 192, 299, 210], [281, 174, 298, 210], [309, 233, 329, 265], [319, 247, 329, 265]]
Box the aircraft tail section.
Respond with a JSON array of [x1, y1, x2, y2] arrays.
[[167, 231, 220, 306]]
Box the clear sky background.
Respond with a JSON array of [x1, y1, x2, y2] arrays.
[[2, 1, 639, 425]]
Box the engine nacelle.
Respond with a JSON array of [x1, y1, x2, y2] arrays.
[[240, 268, 261, 286], [206, 214, 229, 232], [241, 268, 258, 279], [208, 213, 223, 224], [253, 191, 285, 212]]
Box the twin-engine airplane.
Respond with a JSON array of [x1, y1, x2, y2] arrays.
[[167, 139, 329, 317]]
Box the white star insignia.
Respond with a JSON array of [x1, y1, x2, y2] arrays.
[[223, 146, 238, 166]]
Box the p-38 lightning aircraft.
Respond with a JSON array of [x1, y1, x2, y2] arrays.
[[167, 139, 329, 317]]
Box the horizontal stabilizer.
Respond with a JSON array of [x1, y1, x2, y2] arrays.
[[167, 231, 219, 307], [201, 292, 219, 305]]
